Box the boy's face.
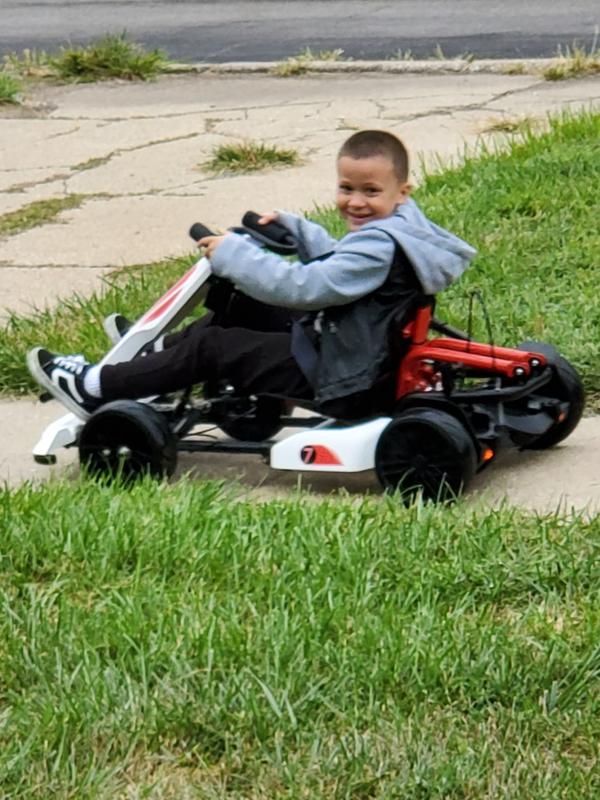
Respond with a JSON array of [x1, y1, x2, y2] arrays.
[[336, 155, 411, 231]]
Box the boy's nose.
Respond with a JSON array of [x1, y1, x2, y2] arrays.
[[347, 193, 366, 208]]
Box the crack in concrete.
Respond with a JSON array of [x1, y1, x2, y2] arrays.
[[47, 124, 81, 140], [27, 83, 544, 129], [2, 131, 207, 196], [43, 98, 352, 123], [4, 172, 73, 193], [373, 82, 549, 124], [69, 130, 204, 173]]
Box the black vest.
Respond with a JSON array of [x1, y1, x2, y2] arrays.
[[314, 245, 426, 417]]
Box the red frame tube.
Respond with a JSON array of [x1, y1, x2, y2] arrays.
[[396, 306, 548, 399]]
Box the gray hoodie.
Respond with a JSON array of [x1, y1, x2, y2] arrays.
[[209, 199, 476, 307]]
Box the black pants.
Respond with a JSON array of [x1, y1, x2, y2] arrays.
[[101, 292, 313, 403]]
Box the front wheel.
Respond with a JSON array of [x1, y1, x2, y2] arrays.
[[375, 407, 478, 504], [517, 342, 585, 449], [78, 400, 177, 481]]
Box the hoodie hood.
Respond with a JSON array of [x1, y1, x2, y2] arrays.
[[364, 199, 477, 294]]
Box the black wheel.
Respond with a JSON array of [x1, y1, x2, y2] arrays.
[[375, 407, 478, 503], [218, 396, 285, 442], [78, 400, 177, 481], [517, 341, 585, 449]]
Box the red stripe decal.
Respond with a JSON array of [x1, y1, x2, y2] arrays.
[[301, 445, 342, 465]]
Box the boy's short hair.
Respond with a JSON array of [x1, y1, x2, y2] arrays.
[[338, 130, 409, 182]]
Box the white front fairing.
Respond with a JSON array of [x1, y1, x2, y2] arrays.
[[99, 257, 212, 366], [270, 417, 391, 472], [32, 257, 212, 460]]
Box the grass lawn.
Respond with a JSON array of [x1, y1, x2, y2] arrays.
[[1, 109, 599, 406], [1, 108, 599, 797], [1, 479, 599, 797]]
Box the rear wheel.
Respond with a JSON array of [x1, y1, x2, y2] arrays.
[[517, 341, 585, 449], [78, 400, 177, 481], [375, 407, 478, 503]]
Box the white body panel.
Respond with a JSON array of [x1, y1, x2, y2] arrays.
[[32, 257, 212, 459], [270, 417, 391, 472]]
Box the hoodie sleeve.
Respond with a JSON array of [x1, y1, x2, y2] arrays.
[[209, 226, 396, 311], [275, 211, 338, 261]]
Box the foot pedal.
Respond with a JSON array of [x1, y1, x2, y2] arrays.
[[39, 392, 54, 403]]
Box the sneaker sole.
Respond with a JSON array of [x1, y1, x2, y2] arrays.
[[27, 347, 92, 421]]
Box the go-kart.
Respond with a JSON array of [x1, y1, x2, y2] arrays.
[[31, 212, 585, 503]]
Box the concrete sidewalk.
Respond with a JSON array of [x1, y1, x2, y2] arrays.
[[3, 70, 600, 316], [1, 68, 599, 508]]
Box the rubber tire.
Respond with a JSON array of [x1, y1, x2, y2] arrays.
[[79, 400, 177, 481], [517, 341, 585, 449], [375, 407, 478, 503], [218, 396, 285, 442]]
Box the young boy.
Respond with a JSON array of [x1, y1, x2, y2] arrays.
[[27, 130, 476, 420]]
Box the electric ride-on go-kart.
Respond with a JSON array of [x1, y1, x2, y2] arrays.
[[31, 212, 585, 503]]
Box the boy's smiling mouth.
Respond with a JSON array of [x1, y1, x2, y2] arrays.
[[346, 212, 376, 229]]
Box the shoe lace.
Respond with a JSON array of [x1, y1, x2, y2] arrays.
[[55, 356, 86, 375]]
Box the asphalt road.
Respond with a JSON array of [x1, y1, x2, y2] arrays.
[[1, 0, 599, 62]]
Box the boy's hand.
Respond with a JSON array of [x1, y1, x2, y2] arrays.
[[198, 234, 228, 259], [257, 211, 279, 225]]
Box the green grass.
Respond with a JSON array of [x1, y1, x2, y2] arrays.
[[204, 140, 300, 174], [0, 477, 598, 796], [40, 33, 167, 82], [0, 71, 22, 103], [1, 110, 599, 405], [0, 195, 87, 238]]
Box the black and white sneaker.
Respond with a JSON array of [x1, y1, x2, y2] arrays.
[[27, 348, 100, 419], [103, 313, 132, 345]]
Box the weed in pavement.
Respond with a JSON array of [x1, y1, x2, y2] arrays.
[[0, 195, 87, 238], [479, 115, 538, 135], [3, 47, 51, 77], [503, 62, 527, 75], [0, 71, 22, 104], [0, 478, 598, 795], [204, 140, 300, 174], [270, 47, 345, 77], [431, 43, 476, 62], [543, 43, 600, 80], [47, 33, 169, 82]]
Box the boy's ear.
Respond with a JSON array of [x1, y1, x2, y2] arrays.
[[397, 181, 413, 203]]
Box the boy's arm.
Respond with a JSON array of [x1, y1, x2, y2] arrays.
[[209, 227, 396, 311], [275, 211, 338, 261]]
